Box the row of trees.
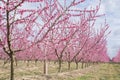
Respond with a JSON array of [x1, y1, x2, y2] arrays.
[[112, 49, 120, 62], [0, 0, 110, 80]]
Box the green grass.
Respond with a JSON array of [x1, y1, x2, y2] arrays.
[[75, 75, 93, 80], [0, 60, 120, 80], [73, 63, 120, 80]]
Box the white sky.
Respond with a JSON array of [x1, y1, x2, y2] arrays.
[[101, 0, 120, 58]]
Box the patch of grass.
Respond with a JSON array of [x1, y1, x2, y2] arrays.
[[1, 60, 120, 80], [69, 63, 120, 80], [0, 77, 7, 80], [78, 76, 91, 80], [67, 74, 94, 80]]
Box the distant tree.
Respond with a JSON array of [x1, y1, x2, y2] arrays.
[[112, 49, 120, 63]]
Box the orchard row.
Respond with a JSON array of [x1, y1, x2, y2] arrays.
[[0, 0, 112, 80]]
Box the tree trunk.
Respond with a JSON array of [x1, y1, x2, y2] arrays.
[[27, 60, 29, 66], [81, 62, 84, 69], [85, 62, 87, 68], [43, 59, 48, 75], [15, 59, 17, 66], [3, 58, 10, 66], [10, 55, 14, 80], [35, 59, 38, 66], [58, 60, 62, 72], [88, 62, 91, 66], [13, 55, 17, 66], [75, 62, 79, 69], [87, 62, 89, 67], [68, 61, 71, 70]]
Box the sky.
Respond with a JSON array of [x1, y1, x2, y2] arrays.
[[100, 0, 120, 59]]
